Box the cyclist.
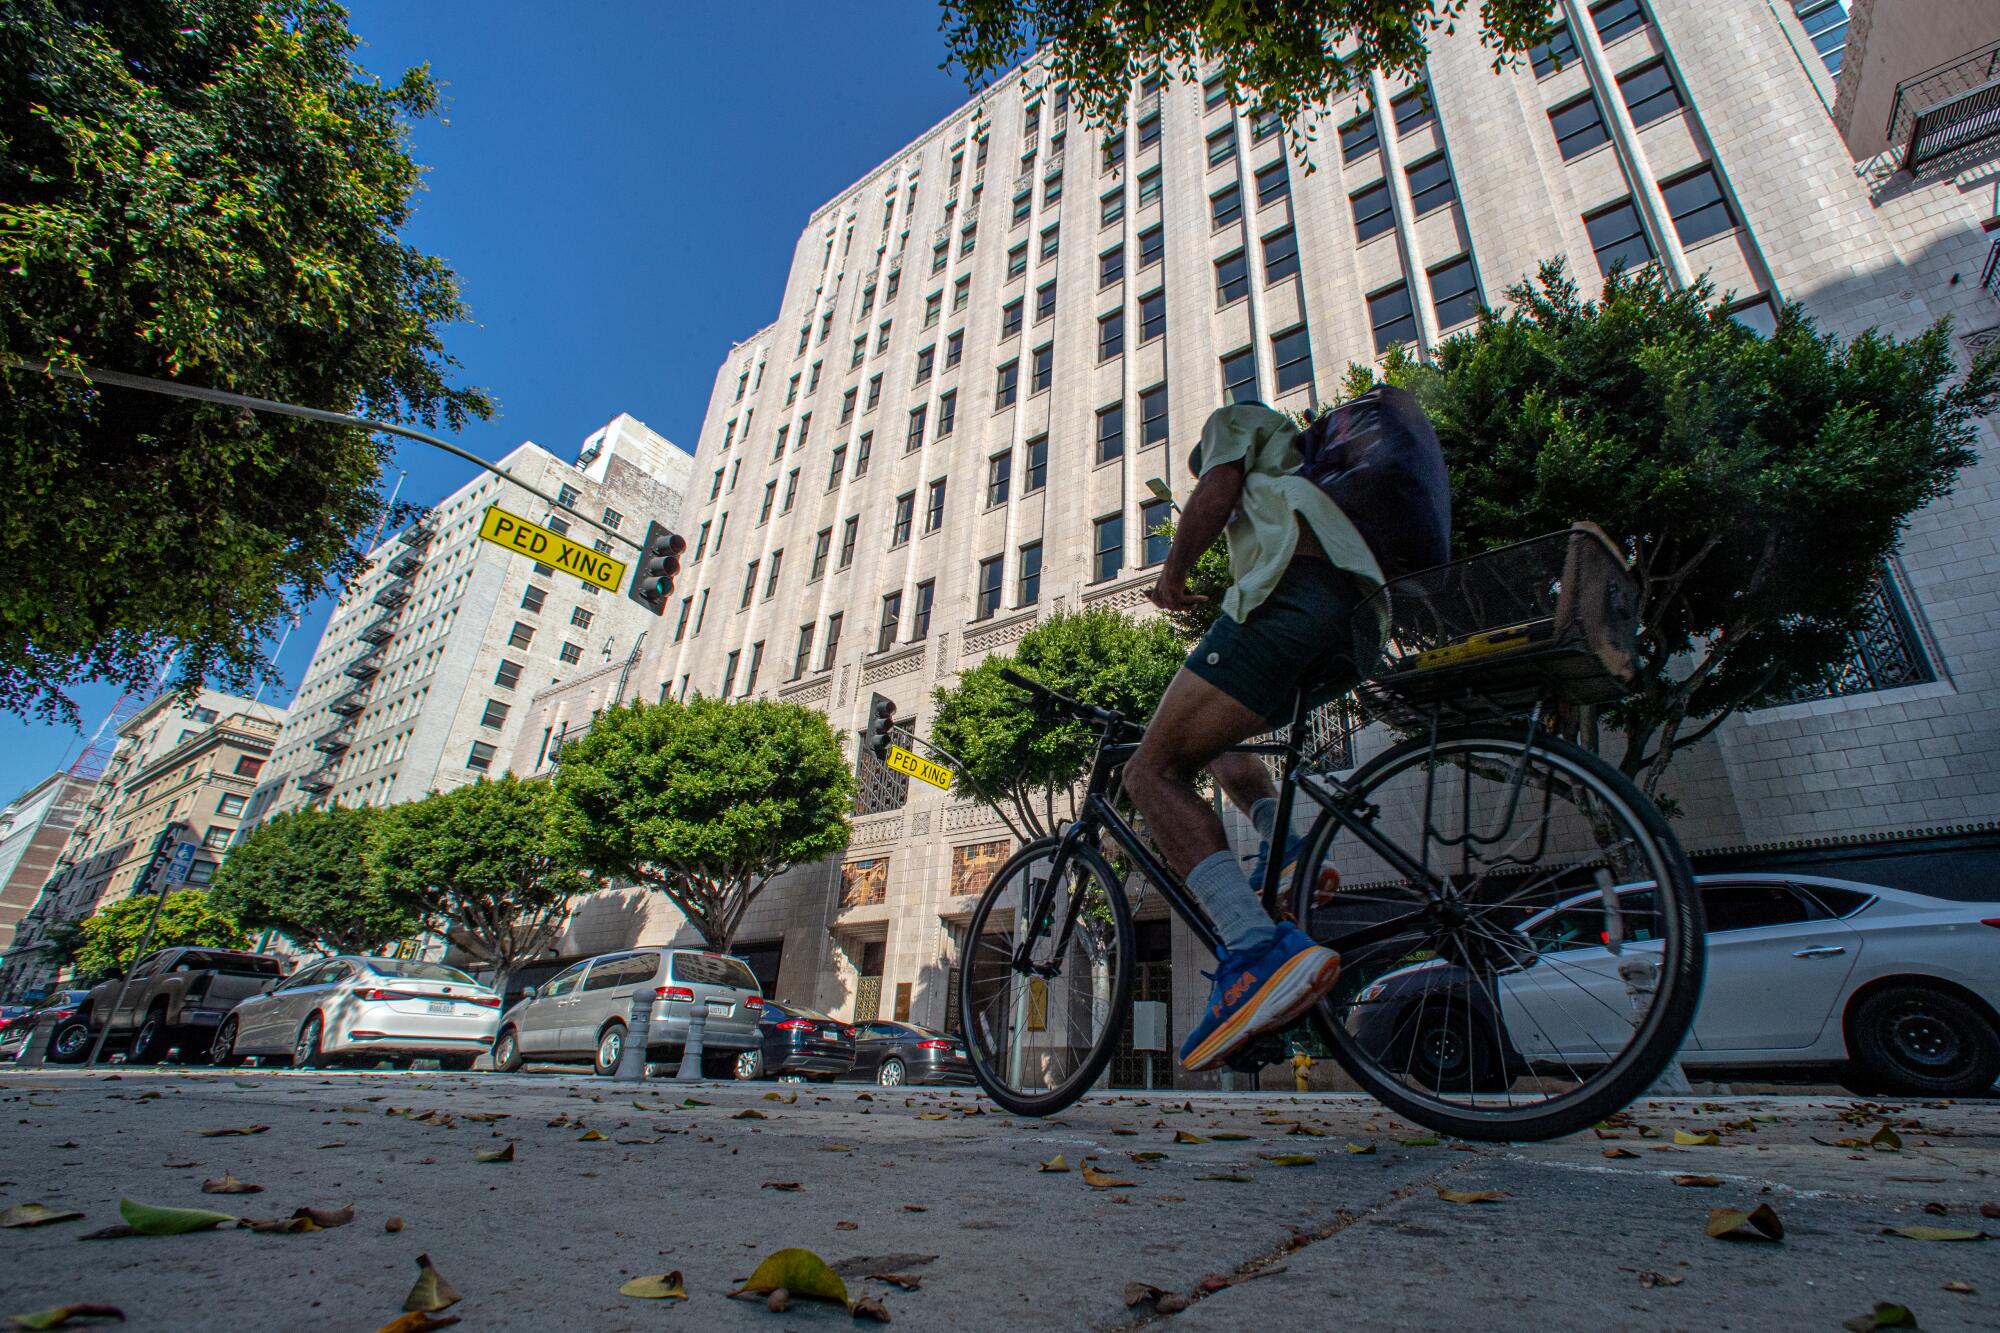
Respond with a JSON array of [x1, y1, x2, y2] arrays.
[[1126, 386, 1450, 1072]]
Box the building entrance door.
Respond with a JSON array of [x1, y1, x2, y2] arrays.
[[1111, 920, 1173, 1088], [853, 939, 884, 1022]]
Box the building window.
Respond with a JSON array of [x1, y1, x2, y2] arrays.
[[1211, 182, 1242, 229], [1619, 58, 1684, 127], [467, 741, 496, 771], [1339, 110, 1379, 162], [916, 345, 935, 384], [851, 334, 867, 370], [1024, 435, 1048, 493], [828, 445, 847, 490], [892, 492, 915, 547], [1040, 223, 1060, 261], [1098, 309, 1124, 360], [693, 589, 709, 634], [953, 276, 971, 311], [764, 549, 784, 598], [521, 585, 547, 613], [1031, 342, 1054, 392], [1102, 132, 1126, 172], [1139, 224, 1164, 267], [235, 756, 263, 778], [1368, 282, 1418, 351], [1017, 542, 1042, 606], [1792, 0, 1850, 77], [877, 591, 902, 653], [987, 451, 1012, 507], [1530, 24, 1577, 77], [1255, 158, 1289, 205], [1351, 181, 1394, 242], [721, 649, 740, 698], [1000, 297, 1024, 340], [1591, 0, 1649, 45], [1406, 153, 1455, 216], [876, 320, 893, 351], [600, 507, 622, 532], [1430, 255, 1482, 331], [937, 389, 958, 436], [1262, 227, 1299, 282], [1008, 240, 1028, 276], [1730, 296, 1780, 338], [1100, 188, 1125, 228], [839, 515, 858, 568], [1093, 513, 1125, 582], [946, 329, 964, 368], [1140, 496, 1172, 566], [481, 699, 511, 729], [975, 555, 1004, 620], [1272, 324, 1313, 395], [1661, 166, 1736, 246], [1138, 287, 1166, 342], [995, 359, 1020, 407], [674, 596, 693, 641], [495, 659, 523, 690], [1035, 280, 1057, 322], [840, 387, 858, 424], [508, 622, 535, 649], [932, 241, 948, 274], [1251, 107, 1282, 143], [1100, 244, 1124, 288], [1137, 165, 1162, 207], [811, 527, 832, 579], [1204, 73, 1231, 110], [924, 478, 947, 534], [556, 484, 580, 509], [1584, 199, 1655, 273], [759, 480, 776, 524], [911, 580, 935, 640], [906, 405, 927, 452], [1012, 188, 1033, 226], [867, 373, 883, 409], [1391, 84, 1433, 135], [792, 623, 816, 680], [1215, 250, 1249, 304], [202, 825, 233, 850], [741, 559, 760, 608], [785, 374, 799, 407], [1220, 347, 1258, 404], [1550, 92, 1610, 159], [1206, 125, 1237, 167], [1097, 402, 1125, 462], [217, 793, 247, 817], [924, 292, 942, 328], [822, 611, 843, 668], [854, 432, 872, 476], [1043, 170, 1063, 205], [1138, 112, 1162, 149], [960, 223, 977, 257], [1136, 382, 1170, 447]]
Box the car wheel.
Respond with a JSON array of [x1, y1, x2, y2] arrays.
[[1396, 1006, 1509, 1094], [294, 1014, 327, 1070], [593, 1022, 625, 1077], [492, 1027, 524, 1073], [878, 1057, 906, 1088], [735, 1049, 764, 1080], [48, 1018, 93, 1064], [210, 1017, 245, 1068], [130, 1007, 169, 1065], [1847, 983, 2000, 1098]]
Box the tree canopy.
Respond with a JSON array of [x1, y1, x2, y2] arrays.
[[930, 608, 1186, 838], [939, 0, 1556, 163], [69, 889, 249, 980], [1347, 261, 1998, 796], [0, 0, 489, 724], [550, 698, 855, 948], [208, 805, 417, 955], [370, 777, 597, 989]]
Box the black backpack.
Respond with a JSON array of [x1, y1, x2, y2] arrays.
[[1292, 385, 1451, 582]]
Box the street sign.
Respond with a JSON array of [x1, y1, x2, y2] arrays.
[[161, 839, 198, 887], [885, 743, 954, 792], [477, 505, 628, 592]]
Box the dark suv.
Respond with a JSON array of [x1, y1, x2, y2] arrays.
[[735, 999, 855, 1081]]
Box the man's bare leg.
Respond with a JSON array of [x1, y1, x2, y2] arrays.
[[1124, 667, 1271, 877]]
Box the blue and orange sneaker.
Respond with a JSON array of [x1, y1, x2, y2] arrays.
[[1178, 921, 1342, 1073], [1245, 831, 1342, 905]]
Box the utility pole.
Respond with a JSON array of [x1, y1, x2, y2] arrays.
[[84, 821, 192, 1067]]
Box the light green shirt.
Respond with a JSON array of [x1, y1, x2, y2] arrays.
[[1194, 403, 1384, 623]]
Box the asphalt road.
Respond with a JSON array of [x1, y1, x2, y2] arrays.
[[0, 1069, 1993, 1331]]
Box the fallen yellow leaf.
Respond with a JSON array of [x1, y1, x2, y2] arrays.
[[619, 1271, 687, 1300]]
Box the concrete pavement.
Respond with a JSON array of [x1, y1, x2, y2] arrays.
[[0, 1069, 1993, 1331]]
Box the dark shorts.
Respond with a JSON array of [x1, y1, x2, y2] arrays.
[[1185, 559, 1377, 726]]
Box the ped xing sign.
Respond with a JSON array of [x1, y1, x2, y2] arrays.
[[885, 744, 954, 792], [478, 505, 627, 592]]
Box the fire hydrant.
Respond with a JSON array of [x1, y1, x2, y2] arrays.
[[1292, 1051, 1313, 1092]]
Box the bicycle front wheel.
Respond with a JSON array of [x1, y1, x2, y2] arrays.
[[1295, 724, 1702, 1141], [959, 836, 1134, 1116]]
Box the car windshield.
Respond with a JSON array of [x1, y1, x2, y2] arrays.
[[670, 952, 760, 991], [367, 960, 478, 984], [179, 951, 283, 977], [38, 992, 88, 1012]]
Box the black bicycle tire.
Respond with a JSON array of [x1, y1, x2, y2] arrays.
[[1294, 724, 1704, 1142], [958, 835, 1136, 1116]]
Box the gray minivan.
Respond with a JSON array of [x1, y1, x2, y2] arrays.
[[490, 948, 764, 1076]]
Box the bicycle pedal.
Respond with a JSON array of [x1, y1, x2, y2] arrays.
[[1223, 1032, 1288, 1074]]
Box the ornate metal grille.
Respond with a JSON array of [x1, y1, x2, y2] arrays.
[[1791, 572, 1935, 702], [1109, 959, 1173, 1088], [852, 732, 911, 815]]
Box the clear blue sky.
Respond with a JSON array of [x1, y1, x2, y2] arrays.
[[0, 1, 987, 799]]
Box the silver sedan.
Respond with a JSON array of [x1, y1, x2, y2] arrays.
[[214, 956, 501, 1070]]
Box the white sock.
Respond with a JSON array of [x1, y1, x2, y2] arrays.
[[1250, 797, 1279, 841], [1187, 849, 1279, 955]]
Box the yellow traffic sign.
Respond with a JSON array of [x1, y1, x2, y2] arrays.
[[886, 743, 954, 792], [478, 505, 627, 593]]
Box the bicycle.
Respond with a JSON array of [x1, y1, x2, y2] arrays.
[[954, 526, 1704, 1142]]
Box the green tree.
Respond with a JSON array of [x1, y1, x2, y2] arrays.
[[69, 890, 249, 981], [940, 0, 1555, 164], [1345, 260, 1998, 797], [370, 777, 598, 994], [209, 806, 416, 954], [550, 698, 855, 949], [0, 0, 490, 725], [930, 608, 1186, 837]]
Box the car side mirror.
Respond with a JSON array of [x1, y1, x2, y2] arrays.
[[520, 985, 538, 1000]]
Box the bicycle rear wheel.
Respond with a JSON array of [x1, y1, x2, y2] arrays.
[[959, 836, 1134, 1116], [1294, 724, 1702, 1141]]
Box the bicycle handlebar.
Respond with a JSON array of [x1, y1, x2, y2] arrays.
[[998, 667, 1132, 731]]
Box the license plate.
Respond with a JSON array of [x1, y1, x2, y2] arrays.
[[706, 1000, 731, 1017], [426, 1001, 453, 1014]]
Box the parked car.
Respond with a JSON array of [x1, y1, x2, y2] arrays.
[[843, 1020, 974, 1087], [490, 947, 763, 1077], [48, 947, 285, 1064], [0, 991, 90, 1062], [214, 956, 501, 1070], [734, 999, 855, 1081], [1346, 874, 2000, 1096]]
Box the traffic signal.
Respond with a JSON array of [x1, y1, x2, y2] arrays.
[[862, 692, 897, 761], [626, 520, 687, 615]]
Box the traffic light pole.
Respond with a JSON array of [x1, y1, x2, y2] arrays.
[[83, 821, 190, 1068]]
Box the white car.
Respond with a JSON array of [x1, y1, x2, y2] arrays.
[[1348, 874, 2000, 1096], [213, 956, 501, 1070]]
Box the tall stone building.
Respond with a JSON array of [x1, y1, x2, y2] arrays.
[[0, 770, 96, 956], [244, 414, 692, 823], [548, 0, 1997, 1086]]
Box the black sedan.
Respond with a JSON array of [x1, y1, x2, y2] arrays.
[[735, 1000, 855, 1081], [843, 1019, 974, 1087]]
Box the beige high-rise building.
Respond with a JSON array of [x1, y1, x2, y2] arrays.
[[532, 0, 1998, 1086]]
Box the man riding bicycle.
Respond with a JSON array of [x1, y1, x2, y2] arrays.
[[1126, 386, 1451, 1073]]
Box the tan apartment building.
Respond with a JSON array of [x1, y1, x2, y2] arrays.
[[0, 769, 96, 958]]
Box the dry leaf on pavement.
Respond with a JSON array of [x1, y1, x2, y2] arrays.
[[474, 1144, 514, 1163], [0, 1204, 84, 1229], [577, 1130, 607, 1142], [1603, 1148, 1640, 1159], [1841, 1302, 1917, 1331], [1124, 1282, 1167, 1309], [199, 1172, 261, 1196], [1172, 1131, 1206, 1144], [1637, 1271, 1683, 1289], [763, 1181, 802, 1191], [1673, 1175, 1723, 1188], [870, 1274, 922, 1291], [618, 1271, 686, 1300], [1707, 1204, 1784, 1242], [1039, 1155, 1070, 1173], [385, 1217, 404, 1233], [1259, 1154, 1316, 1167], [729, 1248, 850, 1307], [5, 1304, 125, 1329], [195, 1126, 268, 1138], [1880, 1225, 1987, 1242], [403, 1255, 462, 1314], [370, 1312, 460, 1333], [1436, 1188, 1507, 1204], [734, 1109, 768, 1120], [1673, 1129, 1719, 1147], [850, 1294, 892, 1322], [114, 1199, 236, 1236], [1082, 1165, 1134, 1188], [1346, 1142, 1375, 1155], [1942, 1279, 1975, 1294]]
